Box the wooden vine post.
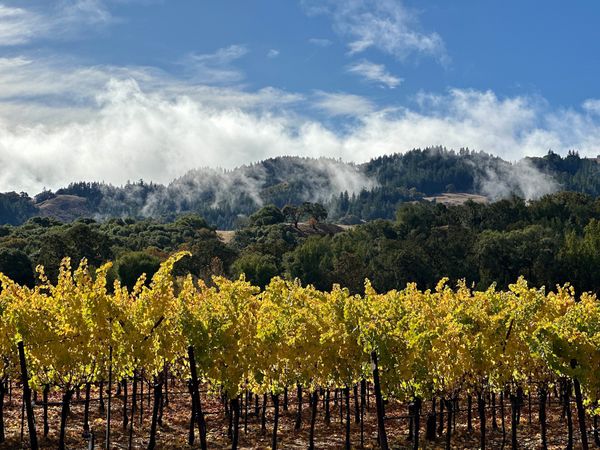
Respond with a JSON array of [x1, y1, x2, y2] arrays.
[[17, 341, 38, 450], [371, 351, 388, 450]]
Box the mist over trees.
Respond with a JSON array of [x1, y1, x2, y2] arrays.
[[2, 148, 600, 228]]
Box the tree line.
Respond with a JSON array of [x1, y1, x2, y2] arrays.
[[233, 191, 600, 296], [2, 191, 600, 296]]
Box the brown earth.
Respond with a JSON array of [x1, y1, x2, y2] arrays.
[[37, 195, 93, 223], [0, 382, 592, 449], [217, 222, 349, 244]]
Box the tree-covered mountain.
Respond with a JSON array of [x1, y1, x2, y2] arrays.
[[528, 150, 600, 195], [2, 147, 599, 228]]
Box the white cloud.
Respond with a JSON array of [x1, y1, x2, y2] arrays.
[[583, 99, 600, 115], [182, 45, 249, 84], [2, 56, 600, 195], [313, 91, 374, 117], [0, 4, 39, 45], [302, 0, 446, 62], [267, 49, 280, 58], [308, 38, 332, 47], [347, 60, 402, 88], [0, 79, 332, 194], [0, 55, 303, 123], [0, 1, 114, 46], [58, 0, 113, 26]]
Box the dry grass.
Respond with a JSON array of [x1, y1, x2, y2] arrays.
[[423, 193, 488, 206]]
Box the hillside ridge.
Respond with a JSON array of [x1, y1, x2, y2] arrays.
[[1, 148, 598, 228]]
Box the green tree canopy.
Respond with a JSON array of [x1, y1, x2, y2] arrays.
[[231, 252, 279, 288], [0, 248, 34, 287], [284, 235, 333, 291], [248, 205, 285, 227], [116, 251, 162, 290]]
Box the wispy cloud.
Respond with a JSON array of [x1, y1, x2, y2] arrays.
[[58, 0, 113, 26], [313, 91, 374, 117], [183, 45, 249, 84], [308, 38, 332, 47], [302, 0, 447, 63], [0, 4, 39, 45], [583, 99, 600, 115], [347, 60, 402, 89], [267, 49, 280, 59], [0, 1, 114, 46], [0, 55, 302, 122]]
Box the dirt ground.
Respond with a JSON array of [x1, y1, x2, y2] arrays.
[[0, 382, 594, 449]]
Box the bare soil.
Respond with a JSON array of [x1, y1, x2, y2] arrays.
[[0, 383, 592, 449]]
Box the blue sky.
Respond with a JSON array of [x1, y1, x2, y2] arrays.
[[0, 0, 599, 193]]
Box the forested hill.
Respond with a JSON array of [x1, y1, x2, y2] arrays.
[[1, 147, 599, 228]]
